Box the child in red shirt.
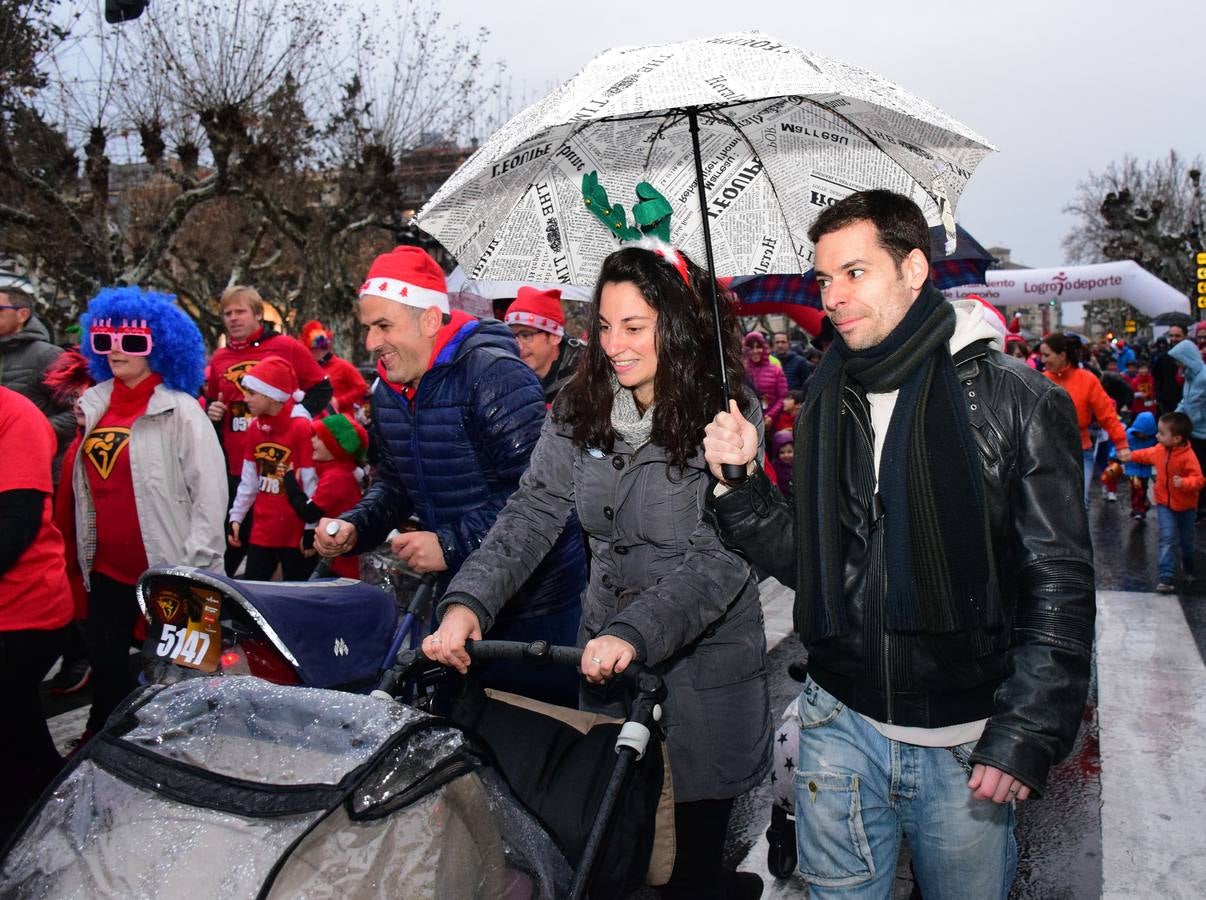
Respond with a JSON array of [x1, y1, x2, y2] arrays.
[[228, 356, 317, 581], [285, 414, 368, 580]]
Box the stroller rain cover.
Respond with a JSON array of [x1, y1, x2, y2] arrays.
[[0, 677, 571, 899]]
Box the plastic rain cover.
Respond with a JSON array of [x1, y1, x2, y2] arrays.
[[0, 677, 571, 899]]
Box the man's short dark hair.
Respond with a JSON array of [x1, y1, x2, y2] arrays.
[[1161, 411, 1194, 442], [807, 189, 931, 268]]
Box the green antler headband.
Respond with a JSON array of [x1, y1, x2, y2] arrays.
[[581, 171, 672, 244]]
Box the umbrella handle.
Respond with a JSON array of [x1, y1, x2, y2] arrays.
[[686, 107, 748, 486]]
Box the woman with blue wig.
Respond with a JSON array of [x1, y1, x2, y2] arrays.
[[71, 287, 227, 738]]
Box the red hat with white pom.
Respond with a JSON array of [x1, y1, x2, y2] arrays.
[[505, 287, 565, 337], [241, 355, 305, 403], [358, 246, 449, 314]]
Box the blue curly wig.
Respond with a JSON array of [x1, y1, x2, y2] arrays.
[[81, 287, 207, 394]]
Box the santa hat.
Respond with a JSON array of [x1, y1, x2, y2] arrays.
[[358, 246, 449, 314], [504, 287, 565, 337], [300, 320, 331, 350], [241, 355, 304, 403], [313, 413, 368, 464], [965, 294, 1007, 340]]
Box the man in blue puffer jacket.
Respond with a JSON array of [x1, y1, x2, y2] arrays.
[[315, 246, 585, 703]]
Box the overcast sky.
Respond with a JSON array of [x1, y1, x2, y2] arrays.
[[427, 0, 1202, 268]]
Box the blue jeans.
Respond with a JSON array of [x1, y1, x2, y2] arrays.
[[794, 678, 1017, 899], [1156, 505, 1196, 583]]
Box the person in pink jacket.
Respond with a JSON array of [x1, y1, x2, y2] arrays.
[[743, 331, 787, 429]]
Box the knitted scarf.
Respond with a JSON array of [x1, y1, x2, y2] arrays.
[[794, 283, 996, 642], [609, 376, 655, 451]]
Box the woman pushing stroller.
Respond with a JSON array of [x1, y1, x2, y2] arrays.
[[425, 243, 772, 900]]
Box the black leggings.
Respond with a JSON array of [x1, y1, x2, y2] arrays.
[[658, 798, 737, 899], [223, 473, 253, 577], [84, 572, 140, 734], [0, 625, 69, 842], [244, 544, 310, 581]]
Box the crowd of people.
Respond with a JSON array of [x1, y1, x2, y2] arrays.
[[0, 187, 1203, 897]]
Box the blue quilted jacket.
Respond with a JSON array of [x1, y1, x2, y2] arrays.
[[344, 318, 585, 623]]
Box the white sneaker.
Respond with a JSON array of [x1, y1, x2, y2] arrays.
[[1106, 492, 1117, 502]]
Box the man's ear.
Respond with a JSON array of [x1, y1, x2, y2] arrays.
[[16, 306, 31, 327], [904, 248, 929, 292], [419, 306, 443, 337]]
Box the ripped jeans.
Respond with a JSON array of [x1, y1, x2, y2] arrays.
[[794, 677, 1016, 899]]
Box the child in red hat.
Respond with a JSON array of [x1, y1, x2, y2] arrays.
[[284, 414, 368, 579], [227, 356, 317, 580]]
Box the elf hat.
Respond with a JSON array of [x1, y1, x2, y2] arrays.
[[242, 355, 305, 403], [504, 287, 565, 337], [313, 413, 368, 463], [359, 246, 449, 314]]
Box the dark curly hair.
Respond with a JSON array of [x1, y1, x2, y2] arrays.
[[558, 245, 749, 468]]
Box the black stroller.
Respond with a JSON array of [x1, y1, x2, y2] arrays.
[[0, 641, 671, 899]]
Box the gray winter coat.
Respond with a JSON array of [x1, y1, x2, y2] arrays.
[[443, 412, 773, 803], [0, 315, 74, 447]]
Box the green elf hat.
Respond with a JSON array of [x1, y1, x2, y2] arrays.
[[313, 414, 368, 464]]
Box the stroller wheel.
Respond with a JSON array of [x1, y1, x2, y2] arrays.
[[766, 805, 797, 879]]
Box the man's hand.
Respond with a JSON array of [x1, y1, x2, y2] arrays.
[[227, 520, 241, 548], [1117, 447, 1132, 463], [389, 530, 448, 573], [207, 399, 227, 423], [581, 635, 637, 685], [315, 518, 356, 557], [703, 399, 759, 483], [969, 764, 1031, 804], [422, 604, 483, 674]]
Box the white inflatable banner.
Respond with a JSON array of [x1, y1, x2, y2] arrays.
[[943, 260, 1189, 318]]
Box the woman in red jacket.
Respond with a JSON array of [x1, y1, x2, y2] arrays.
[[1039, 332, 1130, 504]]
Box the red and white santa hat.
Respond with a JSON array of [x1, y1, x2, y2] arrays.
[[241, 355, 305, 403], [504, 287, 565, 337], [358, 246, 449, 314]]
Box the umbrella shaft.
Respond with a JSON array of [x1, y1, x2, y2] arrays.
[[687, 107, 731, 409]]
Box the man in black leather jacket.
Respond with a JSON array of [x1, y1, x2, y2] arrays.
[[703, 190, 1093, 900]]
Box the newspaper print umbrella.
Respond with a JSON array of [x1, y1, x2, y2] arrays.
[[418, 31, 995, 287]]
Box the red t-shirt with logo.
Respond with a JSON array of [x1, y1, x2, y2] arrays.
[[83, 375, 160, 585], [239, 408, 315, 548], [0, 387, 73, 632], [206, 330, 326, 476]]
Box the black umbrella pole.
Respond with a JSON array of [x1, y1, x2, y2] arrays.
[[687, 107, 747, 485]]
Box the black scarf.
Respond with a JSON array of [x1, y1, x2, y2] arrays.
[[794, 283, 997, 643]]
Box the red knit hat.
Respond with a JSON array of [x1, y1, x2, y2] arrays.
[[241, 355, 304, 403], [313, 414, 368, 463], [504, 287, 565, 337], [358, 246, 449, 314]]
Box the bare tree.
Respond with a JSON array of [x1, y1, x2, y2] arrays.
[[1064, 150, 1205, 299], [1, 0, 502, 352]]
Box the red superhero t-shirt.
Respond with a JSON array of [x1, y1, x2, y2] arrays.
[[83, 375, 161, 585], [0, 387, 73, 632], [206, 330, 326, 476], [230, 405, 316, 548]]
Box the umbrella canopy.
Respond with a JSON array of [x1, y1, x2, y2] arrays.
[[418, 31, 995, 285], [731, 222, 993, 309], [1151, 311, 1195, 329]]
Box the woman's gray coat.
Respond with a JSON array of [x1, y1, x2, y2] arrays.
[[442, 413, 773, 803]]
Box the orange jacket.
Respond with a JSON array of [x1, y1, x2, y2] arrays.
[[1045, 366, 1128, 451], [1129, 443, 1206, 512]]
